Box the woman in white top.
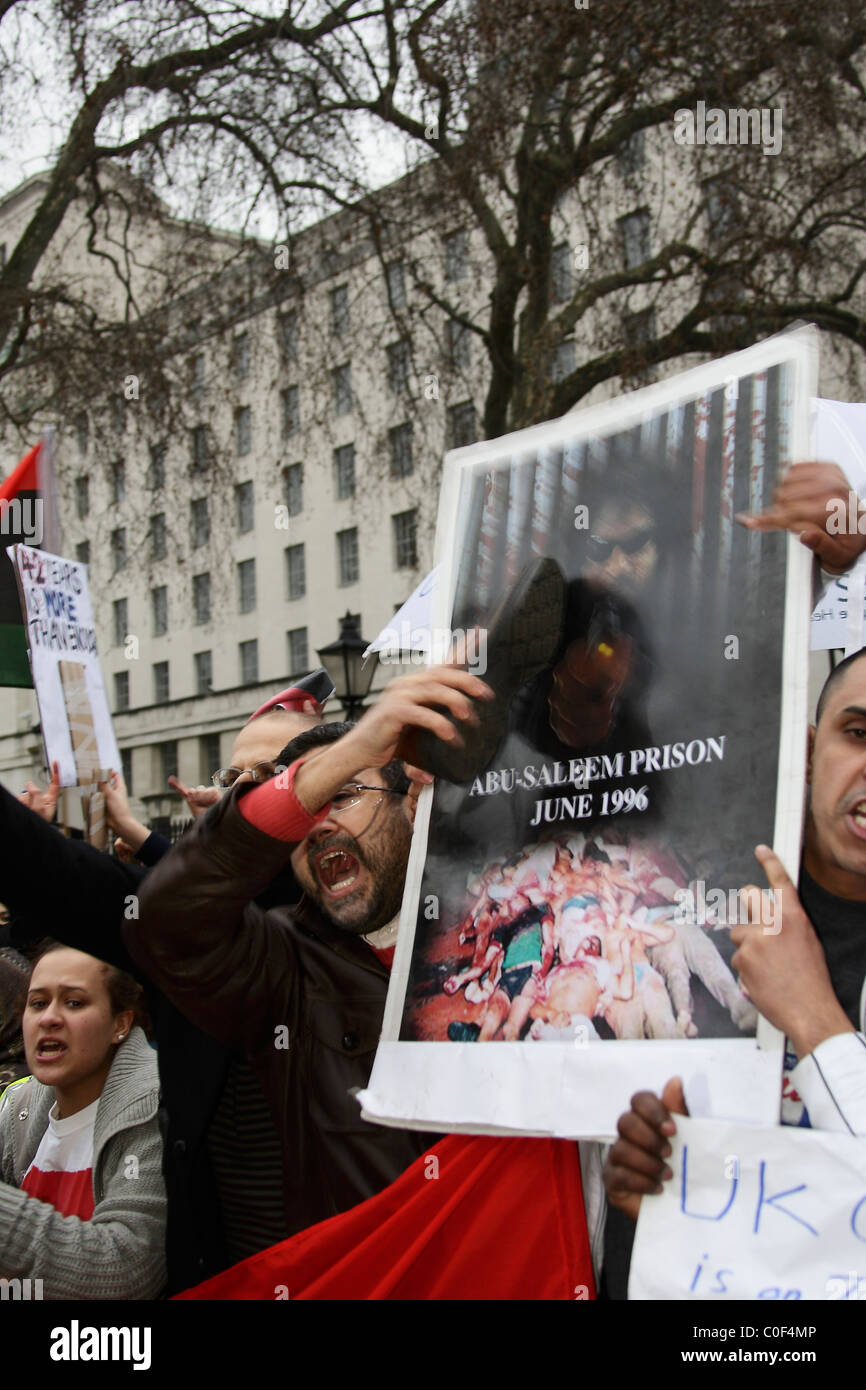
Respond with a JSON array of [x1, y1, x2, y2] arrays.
[[0, 944, 166, 1299]]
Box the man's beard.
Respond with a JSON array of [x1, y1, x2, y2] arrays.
[[301, 812, 412, 934]]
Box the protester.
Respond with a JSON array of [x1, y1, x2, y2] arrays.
[[101, 672, 330, 862], [602, 646, 866, 1287], [0, 944, 165, 1299], [0, 944, 30, 1088], [0, 683, 325, 1292], [130, 667, 603, 1296]]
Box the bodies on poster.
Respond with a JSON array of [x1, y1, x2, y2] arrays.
[[359, 330, 816, 1140], [8, 544, 120, 786]]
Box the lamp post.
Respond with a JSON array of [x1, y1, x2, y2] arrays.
[[317, 612, 376, 719]]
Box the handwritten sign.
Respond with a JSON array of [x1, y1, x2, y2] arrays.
[[629, 1115, 866, 1300], [8, 544, 119, 790]]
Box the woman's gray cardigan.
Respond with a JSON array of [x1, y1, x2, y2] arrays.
[[0, 1026, 166, 1299]]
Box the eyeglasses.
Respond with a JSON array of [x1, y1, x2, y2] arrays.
[[211, 761, 287, 789], [330, 783, 404, 815], [585, 528, 655, 563]]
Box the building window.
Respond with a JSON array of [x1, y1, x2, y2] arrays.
[[191, 353, 206, 400], [281, 385, 300, 437], [283, 463, 303, 516], [237, 558, 256, 613], [236, 481, 254, 533], [286, 543, 306, 600], [703, 176, 738, 240], [279, 311, 298, 358], [121, 747, 133, 794], [239, 639, 259, 685], [387, 339, 410, 394], [552, 339, 576, 384], [622, 308, 657, 383], [386, 260, 406, 308], [153, 661, 170, 704], [447, 319, 471, 369], [191, 497, 209, 548], [618, 208, 651, 269], [151, 586, 168, 637], [191, 424, 209, 471], [444, 229, 468, 282], [233, 331, 250, 379], [337, 527, 359, 586], [334, 443, 355, 500], [330, 284, 349, 335], [551, 242, 573, 304], [235, 406, 252, 457], [150, 513, 167, 561], [617, 127, 646, 176], [200, 732, 220, 783], [332, 363, 352, 416], [110, 460, 125, 505], [75, 540, 90, 566], [109, 396, 126, 435], [389, 422, 414, 479], [392, 509, 418, 569], [75, 476, 89, 520], [75, 415, 89, 456], [114, 671, 130, 712], [193, 572, 211, 626], [148, 443, 166, 490], [194, 650, 213, 696], [112, 598, 128, 648], [111, 528, 127, 572], [448, 401, 476, 449], [287, 627, 309, 675], [159, 740, 178, 785]]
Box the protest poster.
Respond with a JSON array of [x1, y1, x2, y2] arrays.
[[358, 329, 816, 1140], [8, 544, 119, 842], [629, 1114, 866, 1301]]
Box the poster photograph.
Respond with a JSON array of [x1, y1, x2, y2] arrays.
[[359, 329, 816, 1140]]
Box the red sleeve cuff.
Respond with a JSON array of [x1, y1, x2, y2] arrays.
[[237, 758, 330, 842]]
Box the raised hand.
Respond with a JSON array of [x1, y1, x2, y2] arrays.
[[736, 461, 866, 574], [18, 760, 61, 822]]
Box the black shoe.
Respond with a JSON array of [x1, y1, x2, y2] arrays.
[[447, 1020, 481, 1042], [412, 555, 566, 783]]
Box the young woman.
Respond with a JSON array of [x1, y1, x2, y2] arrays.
[[0, 944, 166, 1299]]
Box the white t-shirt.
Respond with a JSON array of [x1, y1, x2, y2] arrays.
[[21, 1096, 98, 1220]]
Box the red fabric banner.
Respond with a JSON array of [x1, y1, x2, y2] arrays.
[[175, 1133, 595, 1301]]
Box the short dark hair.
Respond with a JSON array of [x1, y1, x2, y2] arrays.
[[277, 721, 410, 796], [815, 647, 866, 726]]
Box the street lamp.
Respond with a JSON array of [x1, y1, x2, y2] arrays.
[[317, 612, 376, 719]]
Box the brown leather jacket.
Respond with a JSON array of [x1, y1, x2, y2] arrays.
[[125, 786, 428, 1238]]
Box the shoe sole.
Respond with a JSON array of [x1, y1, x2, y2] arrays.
[[412, 556, 566, 782]]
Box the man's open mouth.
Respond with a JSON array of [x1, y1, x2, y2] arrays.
[[36, 1039, 67, 1060], [314, 848, 363, 897], [850, 799, 866, 830]]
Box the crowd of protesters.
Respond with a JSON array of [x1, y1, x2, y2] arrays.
[[1, 460, 866, 1300]]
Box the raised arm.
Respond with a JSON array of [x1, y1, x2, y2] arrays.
[[127, 665, 491, 1051], [0, 784, 143, 975]]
